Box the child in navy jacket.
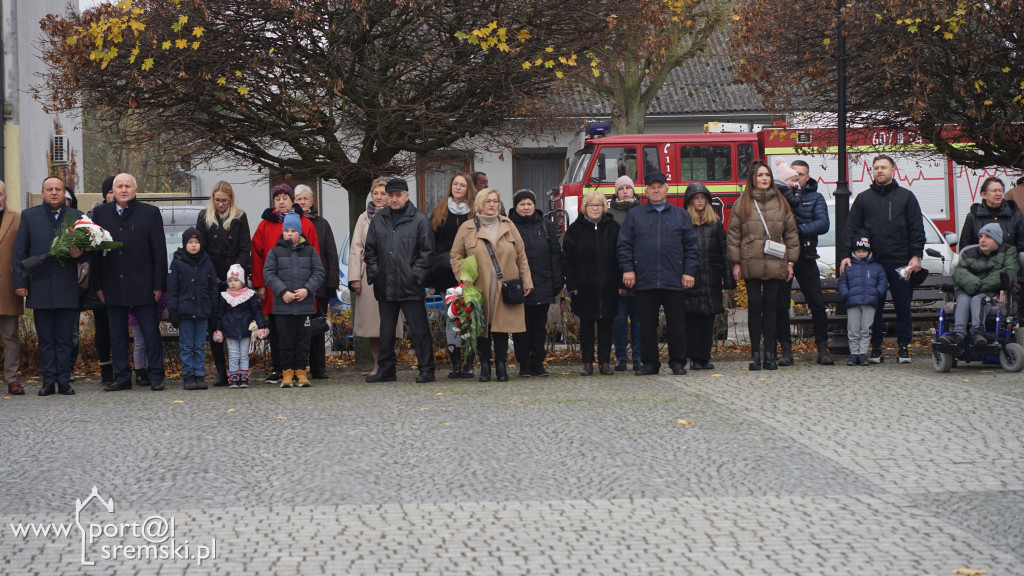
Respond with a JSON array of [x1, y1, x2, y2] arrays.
[[167, 228, 220, 390], [837, 232, 888, 366], [214, 264, 268, 388]]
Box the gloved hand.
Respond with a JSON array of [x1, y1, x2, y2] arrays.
[[167, 309, 179, 328]]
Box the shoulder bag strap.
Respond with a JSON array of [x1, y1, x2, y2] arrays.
[[476, 216, 504, 280], [753, 199, 773, 241]]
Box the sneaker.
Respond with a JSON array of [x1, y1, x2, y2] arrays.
[[897, 346, 911, 363], [847, 355, 858, 366], [970, 329, 988, 347], [614, 358, 628, 372], [858, 354, 871, 366], [265, 370, 283, 384], [238, 372, 250, 389], [228, 373, 241, 389], [869, 348, 884, 364]]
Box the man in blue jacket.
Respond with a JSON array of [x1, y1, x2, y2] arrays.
[[616, 171, 699, 375], [776, 160, 834, 365], [92, 173, 168, 391], [13, 176, 84, 396]]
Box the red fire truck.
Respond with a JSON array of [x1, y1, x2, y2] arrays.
[[550, 122, 1023, 240]]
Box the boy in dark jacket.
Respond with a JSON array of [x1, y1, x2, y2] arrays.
[[942, 223, 1019, 350], [838, 232, 888, 366], [264, 212, 325, 387], [214, 264, 268, 388], [167, 228, 220, 389]]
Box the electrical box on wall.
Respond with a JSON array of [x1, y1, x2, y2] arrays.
[[51, 135, 70, 166]]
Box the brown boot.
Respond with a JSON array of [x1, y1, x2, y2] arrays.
[[280, 369, 294, 388], [7, 381, 24, 395], [295, 369, 310, 387], [598, 362, 614, 375], [581, 363, 593, 376]]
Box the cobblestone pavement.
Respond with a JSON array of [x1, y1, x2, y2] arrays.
[[1, 356, 1022, 575]]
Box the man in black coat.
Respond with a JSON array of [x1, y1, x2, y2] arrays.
[[840, 155, 925, 364], [91, 173, 169, 391], [363, 178, 435, 383], [12, 176, 84, 395]]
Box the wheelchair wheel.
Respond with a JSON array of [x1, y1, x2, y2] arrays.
[[999, 342, 1024, 372], [932, 349, 953, 373]]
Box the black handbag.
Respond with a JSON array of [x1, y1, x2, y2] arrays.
[[309, 313, 329, 335], [477, 217, 525, 305]]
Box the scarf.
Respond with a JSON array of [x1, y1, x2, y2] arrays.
[[477, 213, 500, 244], [448, 196, 470, 216], [366, 202, 380, 220]]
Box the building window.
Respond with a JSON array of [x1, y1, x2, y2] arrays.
[[513, 148, 566, 212], [679, 145, 732, 182], [417, 151, 473, 214]]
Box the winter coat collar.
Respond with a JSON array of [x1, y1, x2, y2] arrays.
[[970, 199, 1018, 218], [610, 196, 641, 212], [869, 179, 901, 195], [382, 201, 418, 223], [261, 206, 307, 224], [508, 210, 544, 226], [221, 287, 256, 306], [275, 234, 308, 250]]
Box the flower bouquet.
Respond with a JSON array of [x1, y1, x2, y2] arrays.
[[21, 214, 122, 276], [445, 255, 485, 359]]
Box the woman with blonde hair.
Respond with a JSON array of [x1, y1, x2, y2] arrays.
[[429, 172, 478, 377], [562, 191, 620, 375], [683, 182, 731, 370], [450, 189, 533, 382], [195, 180, 251, 386], [727, 160, 799, 371], [349, 177, 400, 376]]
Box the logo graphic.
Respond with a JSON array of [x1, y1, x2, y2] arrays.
[[75, 486, 115, 566]]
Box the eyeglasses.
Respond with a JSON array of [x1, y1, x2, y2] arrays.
[[484, 199, 501, 205], [586, 203, 604, 208], [213, 198, 230, 204]]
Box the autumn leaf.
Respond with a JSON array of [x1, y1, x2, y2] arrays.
[[238, 86, 248, 95], [175, 38, 188, 49], [951, 569, 986, 576], [171, 400, 184, 404], [161, 40, 171, 49], [675, 419, 692, 425], [192, 26, 204, 37]]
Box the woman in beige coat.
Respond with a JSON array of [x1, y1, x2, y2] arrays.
[[727, 160, 799, 371], [450, 188, 533, 382], [349, 177, 402, 376], [0, 197, 23, 394]]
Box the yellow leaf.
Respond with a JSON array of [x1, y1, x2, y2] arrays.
[[216, 77, 226, 85], [275, 416, 287, 419], [171, 400, 184, 404], [269, 47, 275, 54], [191, 41, 200, 50], [2, 396, 10, 400], [192, 26, 204, 37], [592, 68, 600, 77], [518, 29, 530, 41], [980, 370, 994, 373], [943, 32, 954, 39], [543, 60, 554, 68], [227, 408, 235, 412], [238, 86, 248, 95], [177, 15, 188, 26], [497, 43, 509, 52], [731, 14, 740, 20], [175, 39, 188, 49], [545, 46, 554, 52], [555, 71, 564, 78], [712, 373, 723, 377], [823, 38, 831, 46], [675, 419, 691, 425], [521, 61, 531, 69], [442, 422, 450, 426], [962, 378, 970, 382], [235, 70, 242, 76], [161, 40, 171, 49], [951, 569, 987, 576], [419, 407, 429, 411], [141, 57, 154, 71], [974, 79, 985, 91]]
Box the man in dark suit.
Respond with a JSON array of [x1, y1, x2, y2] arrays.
[[12, 176, 84, 395], [91, 173, 168, 391]]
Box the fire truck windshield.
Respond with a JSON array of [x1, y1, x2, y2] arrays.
[[562, 147, 593, 185]]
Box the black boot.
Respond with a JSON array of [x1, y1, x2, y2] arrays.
[[135, 368, 151, 386], [749, 351, 762, 371], [816, 342, 835, 365], [38, 383, 56, 396], [57, 381, 76, 395], [99, 363, 114, 384], [478, 360, 491, 382], [446, 345, 462, 379], [495, 361, 509, 382], [763, 351, 779, 370], [462, 351, 475, 379], [778, 341, 794, 366], [214, 368, 230, 387]]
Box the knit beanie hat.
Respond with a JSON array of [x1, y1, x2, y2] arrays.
[[101, 176, 115, 197], [282, 211, 302, 232], [513, 189, 537, 208], [853, 230, 872, 252], [181, 226, 202, 247], [615, 175, 635, 192], [272, 182, 295, 201], [774, 159, 799, 181], [979, 223, 1003, 245], [226, 263, 245, 283]]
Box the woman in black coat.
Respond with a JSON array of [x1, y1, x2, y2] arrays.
[[509, 190, 564, 377], [562, 192, 621, 376], [428, 172, 478, 378], [683, 183, 731, 370], [195, 181, 252, 387], [959, 177, 1024, 253]]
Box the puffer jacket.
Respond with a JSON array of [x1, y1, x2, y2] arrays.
[[959, 200, 1024, 252], [264, 235, 326, 316], [510, 210, 563, 305], [727, 189, 800, 281], [563, 213, 621, 319], [251, 208, 319, 315], [837, 254, 888, 308], [842, 180, 925, 263], [782, 177, 830, 259], [617, 202, 699, 291], [953, 244, 1020, 298], [167, 248, 219, 319], [216, 288, 267, 339], [364, 201, 434, 302]]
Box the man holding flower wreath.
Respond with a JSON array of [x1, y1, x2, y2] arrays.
[[12, 176, 85, 396]]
